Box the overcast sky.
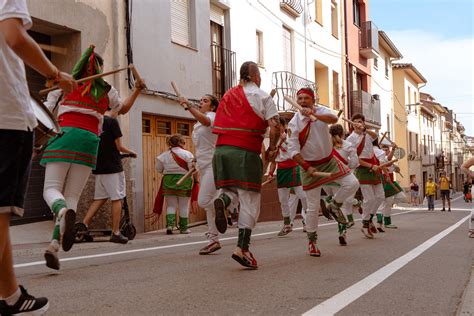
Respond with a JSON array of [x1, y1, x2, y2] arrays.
[[370, 0, 474, 136]]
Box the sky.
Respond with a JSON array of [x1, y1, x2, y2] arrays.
[[370, 0, 474, 136]]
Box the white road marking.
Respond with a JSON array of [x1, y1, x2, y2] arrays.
[[11, 209, 418, 269], [302, 214, 470, 316]]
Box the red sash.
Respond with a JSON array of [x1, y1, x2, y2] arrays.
[[360, 155, 380, 165], [213, 85, 268, 153], [332, 148, 348, 166], [277, 159, 298, 169], [170, 149, 189, 171], [298, 121, 311, 149], [356, 133, 366, 156]]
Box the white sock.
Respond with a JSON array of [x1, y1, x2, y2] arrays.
[[5, 287, 21, 306]]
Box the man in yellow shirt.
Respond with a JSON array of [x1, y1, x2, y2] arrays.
[[425, 177, 437, 211], [439, 172, 451, 211]]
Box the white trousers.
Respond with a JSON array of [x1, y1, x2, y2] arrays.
[[289, 191, 306, 221], [198, 166, 219, 240], [360, 183, 385, 221], [166, 196, 190, 218], [278, 186, 307, 219], [43, 162, 92, 212], [323, 185, 356, 216], [377, 196, 394, 217], [220, 188, 260, 229], [305, 173, 359, 234]]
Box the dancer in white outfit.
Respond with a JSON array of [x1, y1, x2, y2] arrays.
[[461, 157, 474, 238], [178, 94, 223, 254], [267, 117, 308, 237]]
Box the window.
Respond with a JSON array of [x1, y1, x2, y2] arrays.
[[177, 122, 190, 136], [142, 118, 151, 134], [353, 0, 361, 26], [170, 0, 194, 47], [282, 26, 293, 72], [374, 57, 378, 69], [315, 0, 323, 25], [156, 120, 171, 135], [256, 30, 264, 66], [331, 0, 338, 38], [332, 71, 340, 109], [415, 133, 419, 154], [384, 57, 389, 78], [408, 86, 411, 105], [408, 132, 412, 152], [414, 91, 417, 103]]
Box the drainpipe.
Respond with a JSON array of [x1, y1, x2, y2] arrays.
[[304, 1, 308, 79], [343, 0, 351, 119]]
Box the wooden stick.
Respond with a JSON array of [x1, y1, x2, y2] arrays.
[[337, 109, 343, 118], [379, 131, 388, 144], [130, 64, 148, 90], [39, 66, 131, 96], [170, 81, 181, 98], [262, 176, 275, 186], [176, 167, 197, 186], [283, 95, 317, 121], [378, 158, 399, 169]]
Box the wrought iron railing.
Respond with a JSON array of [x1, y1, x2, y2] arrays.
[[350, 90, 381, 127], [280, 0, 304, 17], [272, 71, 317, 112], [211, 43, 237, 100]]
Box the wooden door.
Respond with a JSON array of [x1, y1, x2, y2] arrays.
[[142, 114, 206, 232]]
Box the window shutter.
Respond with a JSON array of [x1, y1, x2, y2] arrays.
[[210, 4, 224, 26], [171, 0, 190, 46]]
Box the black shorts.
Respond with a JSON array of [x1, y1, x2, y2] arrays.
[[440, 190, 450, 200], [0, 129, 33, 217]]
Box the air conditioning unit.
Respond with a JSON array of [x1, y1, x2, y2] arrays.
[[372, 94, 380, 100]]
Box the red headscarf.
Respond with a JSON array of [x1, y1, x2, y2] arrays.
[[297, 88, 315, 99]]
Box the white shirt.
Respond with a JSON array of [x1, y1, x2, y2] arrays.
[[287, 106, 333, 161], [156, 147, 194, 175], [192, 111, 217, 169], [0, 0, 36, 131], [335, 140, 359, 170], [346, 131, 377, 159], [243, 82, 279, 121], [45, 86, 123, 132], [275, 134, 292, 162]]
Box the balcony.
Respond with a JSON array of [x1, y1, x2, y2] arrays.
[[360, 21, 379, 59], [211, 44, 237, 99], [272, 71, 316, 112], [280, 0, 304, 18], [350, 90, 381, 127]]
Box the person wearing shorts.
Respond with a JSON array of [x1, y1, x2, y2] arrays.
[[82, 111, 136, 244], [0, 0, 75, 313]]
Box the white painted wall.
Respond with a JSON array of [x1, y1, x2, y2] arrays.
[[371, 44, 395, 136], [228, 0, 343, 109]]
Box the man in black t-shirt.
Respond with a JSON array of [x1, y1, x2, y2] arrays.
[[83, 111, 136, 243]]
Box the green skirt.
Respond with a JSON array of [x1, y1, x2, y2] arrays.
[[301, 157, 350, 191], [355, 167, 382, 185], [384, 180, 403, 198], [40, 127, 99, 168], [277, 166, 301, 188], [213, 145, 262, 192], [162, 174, 192, 197]]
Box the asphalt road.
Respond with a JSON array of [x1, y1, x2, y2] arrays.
[[13, 197, 473, 315]]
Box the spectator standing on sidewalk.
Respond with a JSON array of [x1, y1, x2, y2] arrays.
[[410, 178, 420, 206], [439, 172, 451, 212], [425, 177, 437, 211], [0, 0, 76, 314], [82, 111, 137, 244]]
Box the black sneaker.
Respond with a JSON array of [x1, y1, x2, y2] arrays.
[[61, 209, 76, 252], [109, 233, 129, 244], [0, 286, 49, 315], [214, 197, 228, 234]]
